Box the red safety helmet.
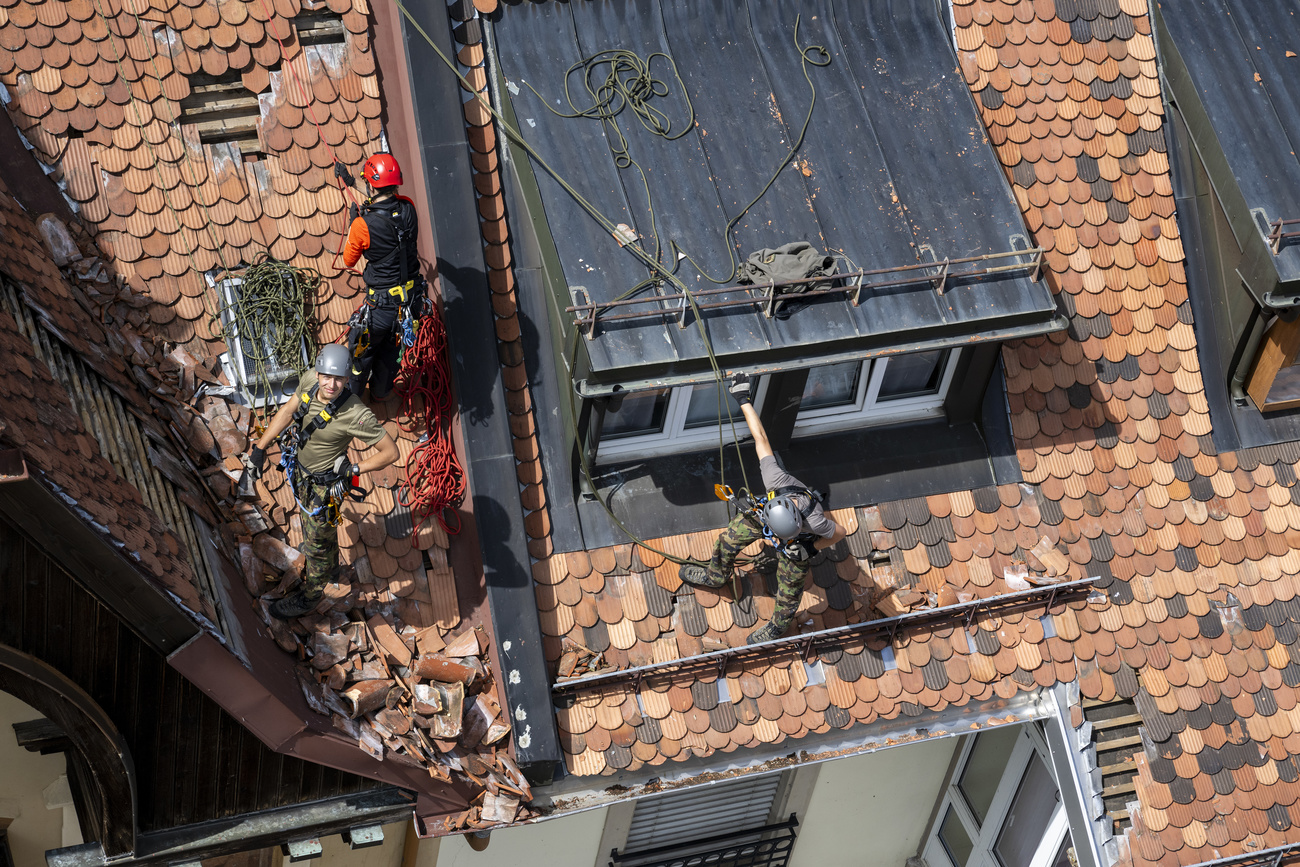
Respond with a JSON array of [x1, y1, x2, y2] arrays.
[[361, 153, 402, 188]]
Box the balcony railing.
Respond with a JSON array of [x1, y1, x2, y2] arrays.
[[609, 815, 799, 867]]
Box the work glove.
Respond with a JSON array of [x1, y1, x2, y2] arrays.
[[781, 538, 817, 563], [728, 372, 752, 406], [247, 445, 267, 480], [348, 202, 360, 223], [330, 458, 361, 502]]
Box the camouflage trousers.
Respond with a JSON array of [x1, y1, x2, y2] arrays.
[[700, 513, 809, 637], [298, 479, 339, 595]]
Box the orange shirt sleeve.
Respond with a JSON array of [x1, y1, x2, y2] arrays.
[[342, 216, 370, 268]]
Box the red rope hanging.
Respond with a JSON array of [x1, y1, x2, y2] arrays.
[[396, 303, 466, 536]]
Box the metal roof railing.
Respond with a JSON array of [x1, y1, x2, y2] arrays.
[[553, 575, 1096, 695], [565, 247, 1044, 337], [1269, 218, 1300, 255]]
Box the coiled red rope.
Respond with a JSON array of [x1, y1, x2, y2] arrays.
[[396, 303, 466, 536]]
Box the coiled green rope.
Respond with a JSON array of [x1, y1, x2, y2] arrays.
[[217, 254, 321, 424]]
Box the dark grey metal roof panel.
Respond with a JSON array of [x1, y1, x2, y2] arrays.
[[1160, 0, 1300, 282], [492, 0, 1061, 384]]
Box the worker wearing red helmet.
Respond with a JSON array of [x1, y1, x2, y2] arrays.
[[341, 152, 425, 400]]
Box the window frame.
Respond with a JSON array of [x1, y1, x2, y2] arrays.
[[791, 350, 959, 436], [594, 379, 770, 461], [594, 350, 960, 463], [922, 725, 1070, 867], [212, 273, 309, 407]]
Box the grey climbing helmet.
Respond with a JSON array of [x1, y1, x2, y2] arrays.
[[315, 343, 352, 377], [762, 494, 803, 541]]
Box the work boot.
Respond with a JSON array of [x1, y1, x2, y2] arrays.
[[269, 588, 324, 619], [678, 562, 712, 587], [746, 621, 786, 646]]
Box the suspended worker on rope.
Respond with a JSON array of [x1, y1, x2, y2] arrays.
[[341, 152, 428, 400], [680, 373, 847, 645], [247, 345, 400, 619]]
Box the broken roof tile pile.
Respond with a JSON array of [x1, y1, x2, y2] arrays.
[[460, 0, 1300, 857], [0, 0, 382, 346], [0, 177, 208, 616], [285, 613, 535, 827]]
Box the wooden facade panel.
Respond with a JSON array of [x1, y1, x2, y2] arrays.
[[0, 514, 381, 835]]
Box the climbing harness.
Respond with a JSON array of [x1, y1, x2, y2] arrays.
[[714, 483, 825, 561], [278, 383, 364, 526]]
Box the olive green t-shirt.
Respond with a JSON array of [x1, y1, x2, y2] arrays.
[[292, 370, 387, 474]]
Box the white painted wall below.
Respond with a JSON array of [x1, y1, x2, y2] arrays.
[[1, 691, 78, 867], [791, 738, 960, 867], [435, 806, 608, 867]]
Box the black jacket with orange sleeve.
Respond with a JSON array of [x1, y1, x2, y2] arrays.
[[342, 194, 419, 290]]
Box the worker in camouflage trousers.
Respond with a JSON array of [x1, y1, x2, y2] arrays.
[[679, 373, 847, 645], [246, 344, 400, 619]]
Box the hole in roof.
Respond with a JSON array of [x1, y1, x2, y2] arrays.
[[294, 10, 346, 46], [179, 71, 263, 156]]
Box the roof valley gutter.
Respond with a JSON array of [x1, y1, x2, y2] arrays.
[[397, 2, 561, 781]]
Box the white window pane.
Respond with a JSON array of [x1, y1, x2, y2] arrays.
[[994, 754, 1060, 867], [939, 806, 974, 867], [684, 382, 743, 429], [958, 727, 1021, 827], [878, 350, 947, 400], [604, 389, 670, 439], [802, 361, 862, 409]]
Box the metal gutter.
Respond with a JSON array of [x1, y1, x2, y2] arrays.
[[529, 688, 1051, 817], [45, 789, 415, 867], [396, 0, 561, 783]]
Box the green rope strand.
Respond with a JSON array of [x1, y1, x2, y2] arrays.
[[216, 254, 320, 426]]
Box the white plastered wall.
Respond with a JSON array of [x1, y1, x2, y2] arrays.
[[791, 737, 961, 867], [1, 691, 81, 866], [434, 805, 609, 867]]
